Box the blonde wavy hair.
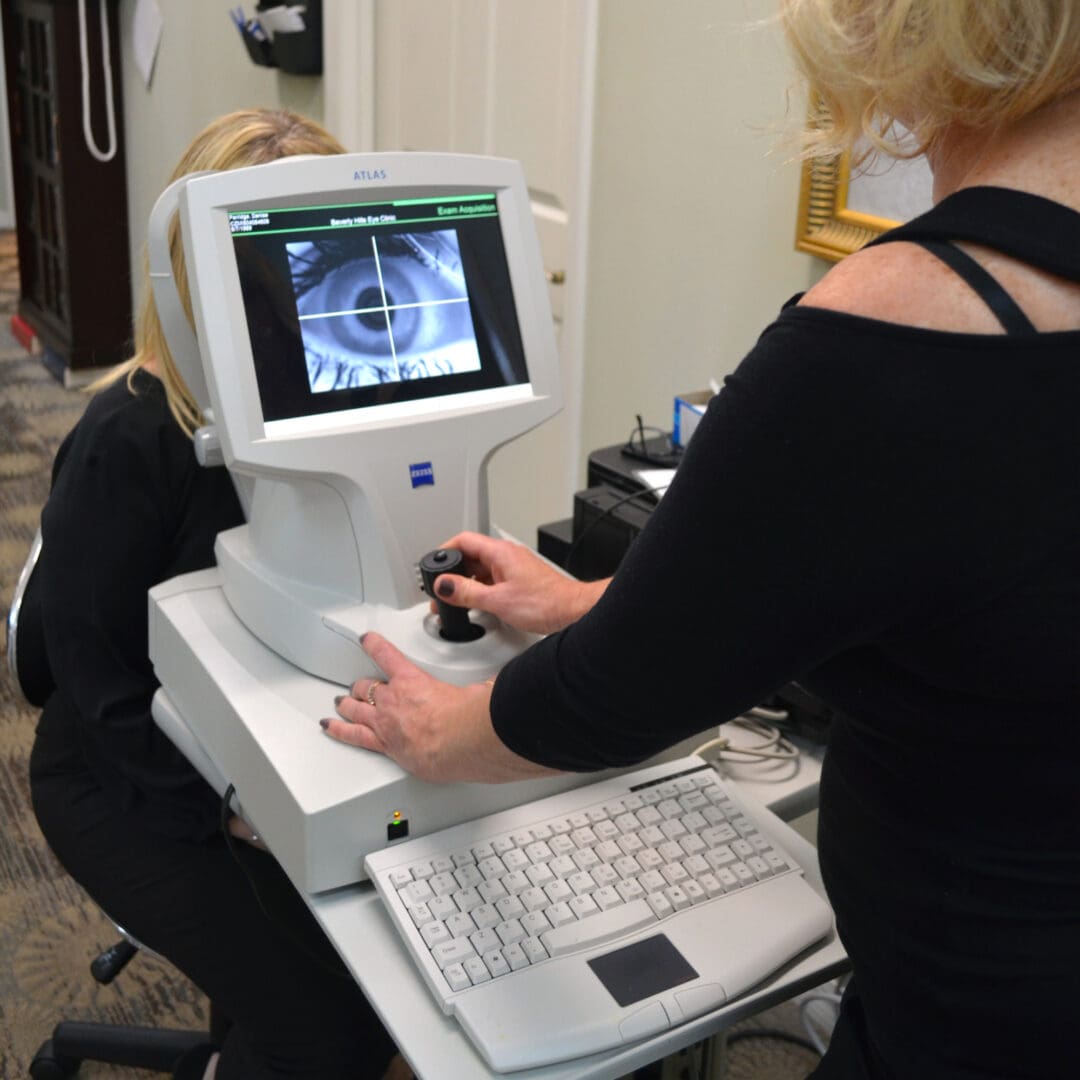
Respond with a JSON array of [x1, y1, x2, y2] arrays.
[[781, 0, 1080, 160], [94, 108, 346, 437]]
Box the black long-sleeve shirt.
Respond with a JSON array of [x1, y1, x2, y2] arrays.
[[491, 189, 1080, 1078], [33, 370, 244, 841]]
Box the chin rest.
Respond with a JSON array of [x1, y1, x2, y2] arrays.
[[8, 532, 219, 1076]]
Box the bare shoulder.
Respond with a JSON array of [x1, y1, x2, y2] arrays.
[[799, 241, 1004, 334]]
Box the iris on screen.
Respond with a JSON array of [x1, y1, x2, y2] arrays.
[[287, 230, 483, 392]]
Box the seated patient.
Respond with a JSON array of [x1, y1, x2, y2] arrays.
[[29, 109, 405, 1080]]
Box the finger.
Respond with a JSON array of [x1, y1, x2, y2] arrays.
[[336, 693, 370, 724], [360, 631, 417, 680], [320, 715, 387, 753], [441, 531, 504, 578], [433, 572, 491, 610]]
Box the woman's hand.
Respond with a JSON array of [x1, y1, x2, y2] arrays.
[[227, 814, 268, 851], [431, 532, 607, 636], [320, 632, 558, 784]]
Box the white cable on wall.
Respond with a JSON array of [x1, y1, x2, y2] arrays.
[[78, 0, 117, 163]]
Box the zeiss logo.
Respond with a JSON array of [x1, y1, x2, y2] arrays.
[[409, 462, 434, 488], [354, 168, 387, 182]]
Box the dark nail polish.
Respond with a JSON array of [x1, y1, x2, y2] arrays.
[[437, 579, 454, 598], [334, 694, 344, 706], [359, 632, 369, 646], [319, 718, 330, 730]]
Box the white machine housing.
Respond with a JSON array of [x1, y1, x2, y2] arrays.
[[163, 153, 560, 687]]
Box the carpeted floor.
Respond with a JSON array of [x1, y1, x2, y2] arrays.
[[0, 231, 210, 1078], [0, 229, 824, 1079]]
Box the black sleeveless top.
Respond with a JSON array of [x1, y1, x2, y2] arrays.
[[493, 186, 1080, 1078]]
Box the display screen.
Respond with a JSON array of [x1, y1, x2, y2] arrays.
[[228, 193, 529, 426]]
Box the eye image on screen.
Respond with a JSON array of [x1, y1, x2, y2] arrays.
[[286, 230, 482, 392]]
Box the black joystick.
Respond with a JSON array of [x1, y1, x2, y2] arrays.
[[418, 548, 485, 642]]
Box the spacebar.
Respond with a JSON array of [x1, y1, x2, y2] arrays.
[[540, 899, 657, 958]]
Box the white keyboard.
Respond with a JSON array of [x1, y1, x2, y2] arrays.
[[365, 755, 834, 1072]]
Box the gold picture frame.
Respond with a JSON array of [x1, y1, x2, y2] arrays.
[[794, 151, 900, 262]]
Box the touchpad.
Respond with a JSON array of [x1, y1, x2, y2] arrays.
[[587, 934, 698, 1007]]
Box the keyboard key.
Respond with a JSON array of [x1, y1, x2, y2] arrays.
[[520, 886, 548, 912], [471, 842, 495, 862], [454, 865, 483, 890], [658, 840, 685, 863], [636, 806, 662, 827], [657, 799, 683, 821], [443, 962, 471, 992], [388, 868, 413, 889], [464, 956, 491, 985], [525, 863, 555, 892], [511, 830, 534, 847], [429, 895, 457, 922], [660, 819, 688, 841], [452, 887, 482, 914], [550, 834, 576, 856], [645, 891, 674, 919], [447, 912, 477, 938], [503, 849, 529, 873], [592, 864, 618, 888], [683, 854, 711, 878], [614, 855, 642, 879], [732, 839, 755, 858], [572, 848, 600, 872], [521, 910, 551, 937], [408, 902, 434, 927], [570, 826, 598, 848], [550, 854, 577, 878], [640, 869, 666, 893], [586, 807, 609, 824], [615, 878, 645, 903], [431, 856, 455, 875], [594, 885, 623, 911], [495, 895, 526, 921], [503, 870, 531, 895], [542, 898, 655, 957], [502, 942, 529, 970], [567, 812, 590, 829], [472, 903, 500, 930], [731, 862, 756, 886], [496, 918, 527, 945], [683, 880, 708, 905], [410, 860, 434, 880], [431, 937, 476, 970], [616, 833, 644, 856], [664, 885, 691, 911], [680, 834, 707, 858], [679, 791, 708, 812], [660, 862, 689, 886], [521, 936, 548, 964], [544, 879, 573, 905], [470, 927, 501, 955], [682, 810, 708, 833], [531, 824, 553, 841], [569, 894, 600, 920], [546, 901, 574, 928], [492, 837, 515, 856], [595, 839, 622, 862], [484, 949, 511, 978], [477, 878, 507, 904], [400, 880, 434, 908], [525, 840, 555, 863], [421, 921, 451, 949], [452, 851, 476, 867], [594, 820, 620, 842], [548, 818, 571, 835], [478, 857, 507, 881], [430, 872, 457, 896], [567, 870, 598, 896], [765, 850, 791, 872], [746, 855, 772, 879]]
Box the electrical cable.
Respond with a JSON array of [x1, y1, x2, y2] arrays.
[[563, 484, 667, 578], [78, 0, 118, 163], [694, 715, 800, 764]]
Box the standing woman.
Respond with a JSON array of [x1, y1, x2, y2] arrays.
[[325, 3, 1080, 1077], [30, 110, 402, 1080]]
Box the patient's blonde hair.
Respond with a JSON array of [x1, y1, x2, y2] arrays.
[[94, 108, 345, 437], [781, 0, 1080, 159]]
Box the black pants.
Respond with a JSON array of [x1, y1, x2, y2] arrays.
[[30, 750, 396, 1080]]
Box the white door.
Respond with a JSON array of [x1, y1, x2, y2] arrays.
[[328, 0, 596, 547]]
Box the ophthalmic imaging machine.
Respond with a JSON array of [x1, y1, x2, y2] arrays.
[[146, 151, 634, 894]]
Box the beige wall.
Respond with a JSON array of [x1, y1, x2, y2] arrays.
[[580, 0, 824, 460], [118, 0, 325, 312]]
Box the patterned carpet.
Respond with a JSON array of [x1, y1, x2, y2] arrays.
[[0, 231, 210, 1078], [0, 229, 824, 1079]]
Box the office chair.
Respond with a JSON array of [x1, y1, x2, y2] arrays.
[[7, 530, 217, 1078]]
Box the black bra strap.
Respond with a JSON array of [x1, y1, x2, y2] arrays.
[[916, 239, 1037, 336]]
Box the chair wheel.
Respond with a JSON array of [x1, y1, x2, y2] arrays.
[[29, 1039, 80, 1079]]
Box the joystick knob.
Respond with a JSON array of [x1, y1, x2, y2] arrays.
[[418, 549, 485, 642]]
